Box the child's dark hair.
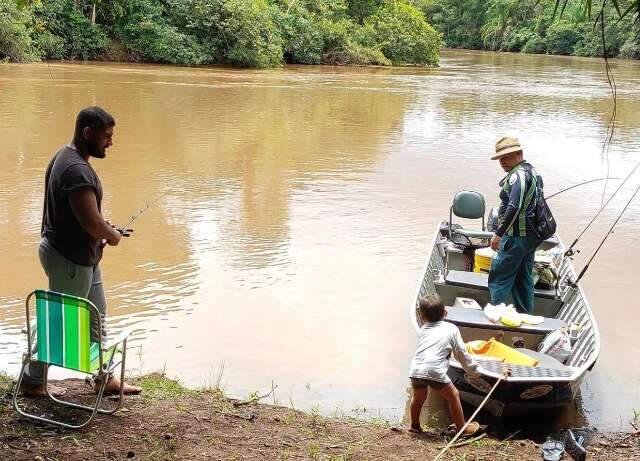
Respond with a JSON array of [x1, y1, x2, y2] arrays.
[[419, 295, 445, 322]]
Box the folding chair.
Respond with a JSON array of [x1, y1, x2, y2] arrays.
[[13, 289, 130, 429]]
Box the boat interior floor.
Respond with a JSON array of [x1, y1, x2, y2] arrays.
[[445, 307, 574, 378], [436, 269, 563, 318], [445, 270, 557, 300]]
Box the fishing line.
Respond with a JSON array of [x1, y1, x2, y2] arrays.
[[596, 0, 617, 208], [545, 177, 618, 200], [572, 180, 640, 286], [563, 2, 635, 257], [565, 157, 640, 256], [46, 60, 55, 81]]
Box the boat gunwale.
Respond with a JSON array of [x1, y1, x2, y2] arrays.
[[410, 222, 601, 384]]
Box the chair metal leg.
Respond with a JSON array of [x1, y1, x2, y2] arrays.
[[14, 360, 102, 429], [14, 341, 129, 429], [45, 348, 117, 415], [103, 338, 128, 415], [13, 356, 31, 419]]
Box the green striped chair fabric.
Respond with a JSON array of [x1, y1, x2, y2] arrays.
[[34, 289, 111, 373]]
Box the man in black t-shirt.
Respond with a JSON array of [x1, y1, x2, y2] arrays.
[[22, 107, 141, 397]]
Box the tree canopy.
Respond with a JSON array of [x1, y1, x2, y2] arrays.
[[2, 0, 639, 66], [417, 0, 640, 59], [0, 0, 443, 66]]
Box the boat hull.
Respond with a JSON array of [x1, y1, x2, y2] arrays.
[[447, 366, 585, 416]]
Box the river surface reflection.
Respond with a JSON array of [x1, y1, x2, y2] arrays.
[[1, 50, 639, 430]]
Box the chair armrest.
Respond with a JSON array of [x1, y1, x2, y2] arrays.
[[102, 329, 131, 352], [455, 229, 494, 240]]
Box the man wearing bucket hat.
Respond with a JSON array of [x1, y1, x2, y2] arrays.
[[488, 137, 542, 314]]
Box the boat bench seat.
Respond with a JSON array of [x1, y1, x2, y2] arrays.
[[445, 306, 566, 336], [445, 270, 557, 299]]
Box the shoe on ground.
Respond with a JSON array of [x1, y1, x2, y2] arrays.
[[541, 440, 564, 461], [461, 421, 480, 437], [563, 429, 586, 461]]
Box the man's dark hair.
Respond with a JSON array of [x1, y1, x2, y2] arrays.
[[74, 106, 115, 139], [419, 295, 445, 322]]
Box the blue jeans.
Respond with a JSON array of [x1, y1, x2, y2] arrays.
[[488, 235, 539, 314]]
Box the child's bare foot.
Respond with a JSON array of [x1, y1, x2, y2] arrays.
[[408, 425, 423, 433]]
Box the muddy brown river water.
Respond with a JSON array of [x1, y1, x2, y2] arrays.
[[1, 50, 639, 430]]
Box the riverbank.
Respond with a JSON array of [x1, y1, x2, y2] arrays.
[[1, 373, 638, 460]]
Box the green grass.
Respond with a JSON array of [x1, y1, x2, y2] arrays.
[[138, 373, 191, 401], [471, 438, 491, 448], [0, 372, 13, 395]]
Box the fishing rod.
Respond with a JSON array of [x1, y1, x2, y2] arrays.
[[545, 177, 619, 200], [571, 181, 640, 287], [565, 157, 640, 257], [115, 196, 162, 235]]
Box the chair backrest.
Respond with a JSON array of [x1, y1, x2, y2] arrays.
[[33, 290, 97, 373], [452, 191, 485, 220]]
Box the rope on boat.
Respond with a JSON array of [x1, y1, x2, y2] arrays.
[[433, 368, 511, 461], [572, 181, 640, 286]]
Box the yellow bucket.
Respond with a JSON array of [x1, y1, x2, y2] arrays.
[[474, 247, 495, 273]]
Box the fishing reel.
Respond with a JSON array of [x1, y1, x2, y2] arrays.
[[116, 227, 134, 237], [564, 248, 579, 258]]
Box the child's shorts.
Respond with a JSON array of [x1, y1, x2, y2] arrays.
[[410, 377, 447, 390]]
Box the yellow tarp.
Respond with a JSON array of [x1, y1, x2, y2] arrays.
[[466, 338, 539, 367]]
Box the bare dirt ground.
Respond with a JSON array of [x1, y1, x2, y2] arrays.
[[1, 373, 638, 460]]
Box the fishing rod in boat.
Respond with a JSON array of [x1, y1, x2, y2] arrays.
[[571, 181, 640, 287], [545, 177, 619, 200], [564, 157, 640, 257]]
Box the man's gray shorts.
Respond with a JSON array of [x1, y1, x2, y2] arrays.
[[23, 238, 107, 385]]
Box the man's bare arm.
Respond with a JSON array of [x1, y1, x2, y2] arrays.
[[69, 188, 121, 246]]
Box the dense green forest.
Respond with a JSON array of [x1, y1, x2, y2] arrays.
[[417, 0, 640, 59], [0, 0, 441, 66], [0, 0, 638, 67]]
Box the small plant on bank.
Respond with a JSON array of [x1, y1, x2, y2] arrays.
[[138, 373, 191, 401], [0, 372, 14, 398], [310, 403, 321, 427], [200, 361, 226, 397], [308, 441, 321, 459]]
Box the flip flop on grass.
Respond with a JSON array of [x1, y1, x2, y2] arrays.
[[541, 440, 565, 461]]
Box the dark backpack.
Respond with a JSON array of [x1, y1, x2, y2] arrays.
[[531, 171, 556, 241]]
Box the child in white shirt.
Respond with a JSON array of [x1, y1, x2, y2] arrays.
[[409, 294, 481, 436]]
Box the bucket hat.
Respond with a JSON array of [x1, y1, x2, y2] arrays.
[[492, 136, 523, 160]]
